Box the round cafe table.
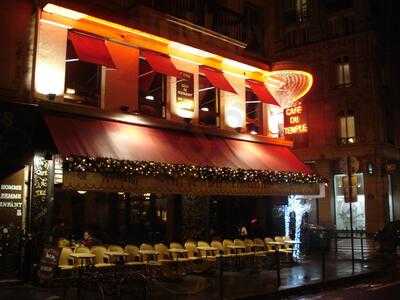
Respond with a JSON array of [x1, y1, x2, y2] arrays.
[[69, 253, 95, 267], [104, 251, 128, 264], [168, 248, 188, 261], [196, 246, 217, 259]]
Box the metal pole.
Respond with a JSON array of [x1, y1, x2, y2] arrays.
[[347, 156, 355, 273], [360, 233, 364, 261]]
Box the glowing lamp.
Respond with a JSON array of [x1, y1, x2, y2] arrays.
[[175, 98, 195, 119], [225, 102, 244, 129], [200, 107, 209, 112], [77, 190, 87, 194], [35, 62, 65, 96], [145, 95, 155, 101], [43, 4, 87, 20]]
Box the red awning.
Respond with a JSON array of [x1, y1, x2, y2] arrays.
[[142, 50, 180, 77], [199, 66, 237, 94], [68, 31, 116, 69], [44, 114, 310, 174], [247, 79, 280, 106]]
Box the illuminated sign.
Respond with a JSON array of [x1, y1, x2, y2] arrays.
[[284, 104, 308, 135]]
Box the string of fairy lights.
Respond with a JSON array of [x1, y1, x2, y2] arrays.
[[63, 155, 325, 185]]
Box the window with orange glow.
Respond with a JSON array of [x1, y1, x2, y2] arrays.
[[336, 56, 351, 87], [245, 88, 262, 135], [338, 110, 356, 144], [199, 74, 220, 127], [138, 58, 166, 118], [64, 39, 102, 107]]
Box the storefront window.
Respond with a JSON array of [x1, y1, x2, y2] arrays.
[[334, 173, 366, 230], [246, 88, 262, 134], [138, 58, 166, 118], [64, 39, 102, 107], [199, 74, 220, 126]]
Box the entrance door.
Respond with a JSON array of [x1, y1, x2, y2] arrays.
[[334, 173, 366, 230]]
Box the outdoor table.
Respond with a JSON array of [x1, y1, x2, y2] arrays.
[[284, 240, 301, 245], [226, 245, 246, 255], [104, 251, 128, 264], [266, 241, 285, 250], [168, 248, 188, 261], [139, 250, 159, 262], [196, 246, 217, 259], [69, 253, 95, 267]]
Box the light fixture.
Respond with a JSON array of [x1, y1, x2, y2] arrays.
[[77, 190, 87, 194], [222, 58, 259, 72], [169, 42, 214, 58], [200, 107, 209, 112], [250, 129, 258, 135], [65, 88, 75, 95], [66, 58, 79, 63], [118, 192, 125, 195], [43, 4, 87, 20], [145, 95, 155, 101]]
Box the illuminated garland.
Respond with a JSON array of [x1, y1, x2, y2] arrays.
[[63, 156, 325, 185]]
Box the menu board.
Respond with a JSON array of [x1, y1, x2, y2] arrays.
[[0, 168, 24, 226], [37, 247, 61, 283], [176, 71, 195, 113]]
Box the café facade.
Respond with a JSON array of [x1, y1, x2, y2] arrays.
[[0, 1, 323, 260]]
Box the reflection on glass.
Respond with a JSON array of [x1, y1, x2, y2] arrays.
[[138, 58, 165, 118], [199, 74, 219, 126], [64, 39, 101, 107], [246, 88, 262, 134], [334, 173, 365, 230]]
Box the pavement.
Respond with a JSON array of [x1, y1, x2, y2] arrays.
[[0, 254, 395, 300]]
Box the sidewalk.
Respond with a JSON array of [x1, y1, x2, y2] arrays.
[[0, 254, 388, 300]]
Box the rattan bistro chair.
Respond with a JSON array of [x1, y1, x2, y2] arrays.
[[91, 246, 114, 268], [197, 241, 217, 259], [211, 241, 234, 258], [154, 243, 173, 263], [233, 239, 252, 256], [264, 237, 277, 253], [74, 245, 90, 253], [108, 245, 124, 252], [58, 247, 74, 270], [125, 245, 145, 266], [184, 241, 202, 261], [275, 236, 292, 254]]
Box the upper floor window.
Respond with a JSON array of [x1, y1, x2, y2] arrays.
[[138, 57, 166, 118], [245, 88, 262, 134], [296, 0, 310, 22], [336, 56, 351, 87], [64, 37, 102, 108], [199, 74, 220, 127], [338, 110, 356, 144]]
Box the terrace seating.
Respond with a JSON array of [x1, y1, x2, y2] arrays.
[[233, 239, 252, 256], [264, 237, 277, 253], [197, 241, 217, 260], [184, 241, 202, 261], [108, 245, 124, 252], [275, 236, 292, 254], [211, 241, 234, 257], [91, 246, 114, 268], [58, 247, 74, 270], [125, 245, 145, 266], [222, 239, 234, 255], [74, 245, 90, 253], [154, 243, 173, 263]]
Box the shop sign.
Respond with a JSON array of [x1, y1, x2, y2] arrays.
[[176, 71, 194, 113], [0, 169, 24, 226], [283, 104, 308, 135]]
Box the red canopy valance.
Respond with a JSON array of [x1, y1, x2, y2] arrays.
[[246, 79, 280, 106], [68, 31, 116, 68], [142, 50, 180, 77], [199, 66, 237, 94], [44, 114, 310, 174]]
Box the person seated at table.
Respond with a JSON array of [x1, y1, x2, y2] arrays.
[[80, 230, 100, 248]]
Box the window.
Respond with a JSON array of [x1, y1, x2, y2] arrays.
[[64, 39, 102, 107], [336, 57, 351, 87], [338, 111, 356, 144], [267, 105, 284, 138], [296, 0, 310, 22], [138, 57, 166, 118], [199, 74, 220, 126], [245, 88, 262, 134], [334, 173, 365, 230]]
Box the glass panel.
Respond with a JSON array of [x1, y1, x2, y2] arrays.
[[138, 58, 165, 118], [334, 173, 366, 230], [268, 105, 284, 138], [245, 88, 262, 134], [388, 174, 394, 222], [346, 115, 355, 141], [199, 74, 219, 126], [337, 64, 344, 85], [343, 63, 351, 84], [64, 39, 101, 107], [339, 116, 347, 139]]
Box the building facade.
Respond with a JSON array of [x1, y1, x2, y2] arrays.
[[0, 0, 324, 277], [268, 0, 400, 233]]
